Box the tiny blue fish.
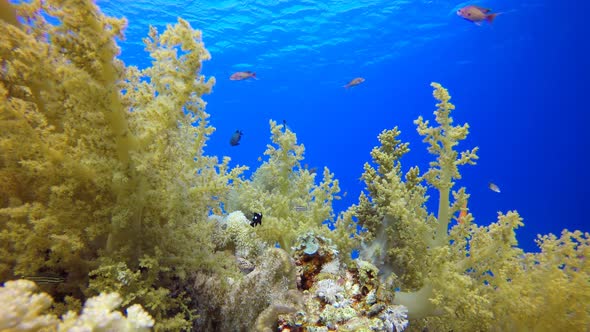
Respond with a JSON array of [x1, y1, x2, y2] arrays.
[[230, 130, 243, 146]]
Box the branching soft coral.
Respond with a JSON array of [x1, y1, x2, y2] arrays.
[[227, 120, 341, 252], [1, 0, 244, 329], [357, 83, 590, 331], [414, 83, 479, 248], [1, 0, 131, 298], [354, 127, 434, 289], [488, 228, 590, 331]]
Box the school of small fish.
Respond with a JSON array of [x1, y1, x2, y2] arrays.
[[227, 4, 501, 148], [229, 4, 504, 227]]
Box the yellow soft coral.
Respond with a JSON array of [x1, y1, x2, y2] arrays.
[[356, 83, 590, 330], [227, 120, 341, 252], [489, 229, 590, 331], [414, 82, 479, 247], [1, 0, 244, 329]]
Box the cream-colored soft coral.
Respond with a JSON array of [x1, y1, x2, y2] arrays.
[[0, 280, 154, 332], [59, 292, 154, 331], [210, 211, 266, 260], [0, 280, 58, 331]]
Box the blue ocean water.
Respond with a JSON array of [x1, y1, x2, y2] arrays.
[[98, 0, 588, 253]]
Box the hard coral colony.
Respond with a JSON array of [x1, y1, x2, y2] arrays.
[[0, 1, 588, 332]]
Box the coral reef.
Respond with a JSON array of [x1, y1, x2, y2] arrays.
[[1, 0, 588, 331], [277, 233, 408, 331], [190, 211, 300, 331]]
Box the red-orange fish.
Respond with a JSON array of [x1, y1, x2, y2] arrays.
[[230, 71, 257, 81], [344, 77, 365, 89], [458, 202, 468, 224], [457, 5, 499, 25]]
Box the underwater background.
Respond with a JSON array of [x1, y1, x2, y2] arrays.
[[2, 0, 589, 330], [97, 0, 587, 253]]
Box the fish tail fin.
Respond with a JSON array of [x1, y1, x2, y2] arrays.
[[251, 72, 258, 80], [486, 13, 499, 23]]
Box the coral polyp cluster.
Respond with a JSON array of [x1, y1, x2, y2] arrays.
[[277, 233, 409, 331]]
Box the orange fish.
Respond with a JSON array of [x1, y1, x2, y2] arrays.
[[458, 202, 468, 224], [456, 5, 499, 25], [230, 71, 257, 81], [344, 77, 365, 89]]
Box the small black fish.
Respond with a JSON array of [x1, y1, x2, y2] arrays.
[[250, 212, 262, 227], [230, 130, 243, 146]]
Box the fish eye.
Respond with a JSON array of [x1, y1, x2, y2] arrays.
[[467, 13, 471, 16]]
